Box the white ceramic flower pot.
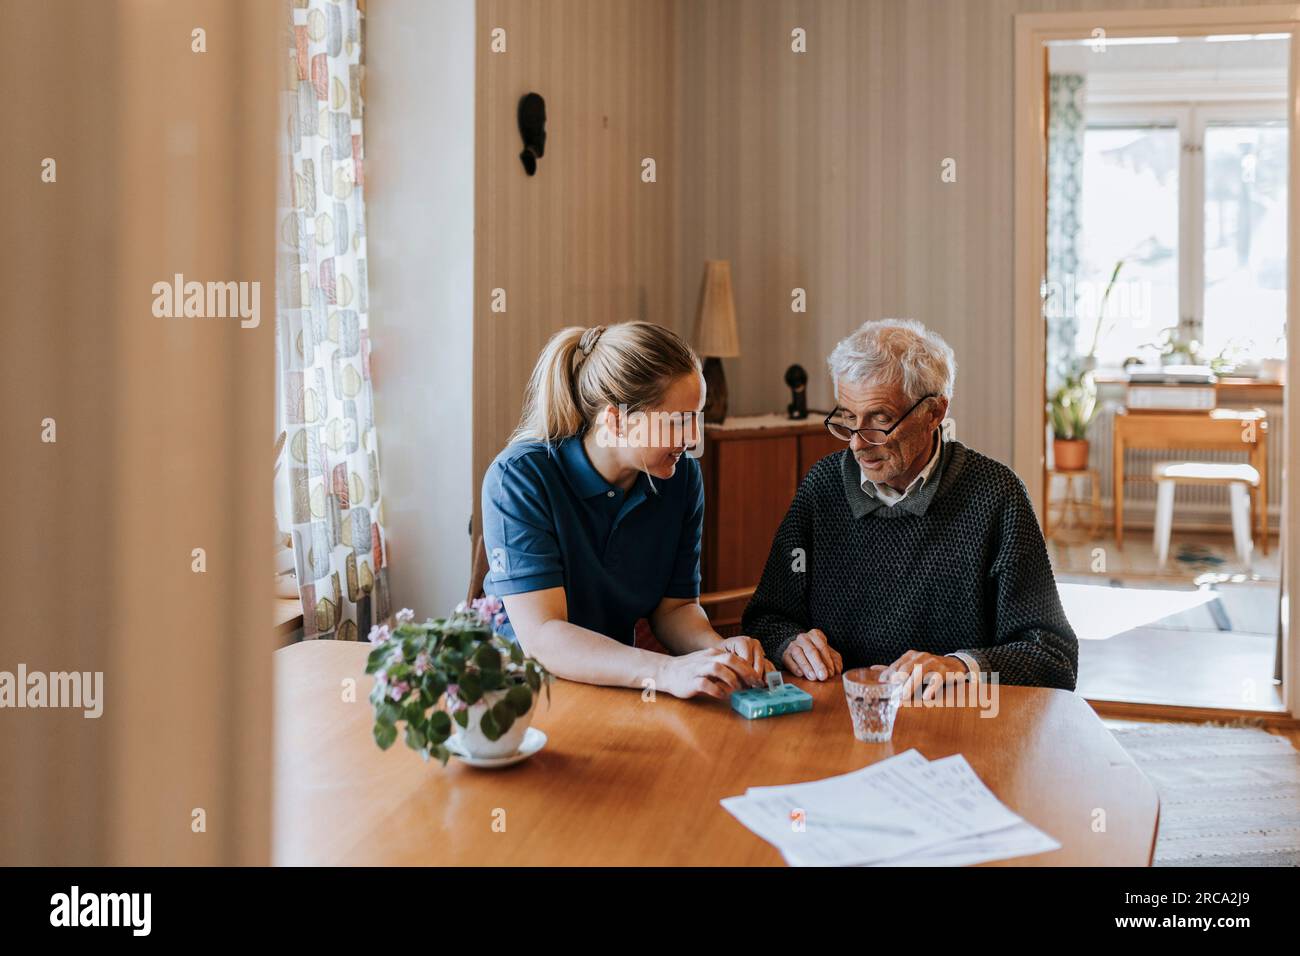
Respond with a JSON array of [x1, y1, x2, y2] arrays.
[[451, 687, 536, 758]]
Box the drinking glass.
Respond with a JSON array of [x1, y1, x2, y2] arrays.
[[843, 667, 906, 742]]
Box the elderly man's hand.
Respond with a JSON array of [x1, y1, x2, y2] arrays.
[[875, 651, 970, 700], [781, 628, 843, 681]]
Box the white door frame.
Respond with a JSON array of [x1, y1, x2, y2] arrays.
[[1013, 4, 1300, 717]]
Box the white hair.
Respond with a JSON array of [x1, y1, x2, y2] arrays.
[[827, 318, 956, 401]]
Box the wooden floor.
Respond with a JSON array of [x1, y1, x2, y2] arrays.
[[1049, 527, 1281, 582]]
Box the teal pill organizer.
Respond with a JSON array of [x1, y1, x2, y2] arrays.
[[730, 672, 813, 719]]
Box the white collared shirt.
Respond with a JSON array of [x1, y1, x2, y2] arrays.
[[856, 429, 981, 682], [859, 430, 942, 507]]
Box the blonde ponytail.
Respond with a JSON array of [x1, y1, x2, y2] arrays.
[[509, 321, 701, 445]]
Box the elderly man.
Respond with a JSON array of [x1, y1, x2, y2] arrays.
[[742, 318, 1077, 692]]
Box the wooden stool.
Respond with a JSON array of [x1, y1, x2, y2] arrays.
[[1151, 461, 1260, 568], [1044, 468, 1101, 541]]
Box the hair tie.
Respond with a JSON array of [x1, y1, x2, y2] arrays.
[[579, 326, 606, 357]]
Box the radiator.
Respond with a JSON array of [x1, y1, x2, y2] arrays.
[[1056, 400, 1284, 532]]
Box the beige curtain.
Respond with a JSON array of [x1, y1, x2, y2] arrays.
[[276, 0, 391, 641], [0, 0, 277, 865]]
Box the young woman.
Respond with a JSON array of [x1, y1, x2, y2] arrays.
[[481, 321, 771, 700]]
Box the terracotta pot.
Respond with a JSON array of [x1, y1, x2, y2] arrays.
[[1053, 438, 1089, 472]]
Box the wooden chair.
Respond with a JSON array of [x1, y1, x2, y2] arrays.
[[467, 535, 756, 648], [1151, 461, 1260, 568]]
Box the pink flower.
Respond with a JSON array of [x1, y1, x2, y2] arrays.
[[414, 652, 430, 676], [395, 608, 415, 624], [493, 611, 507, 628], [389, 680, 410, 701], [471, 595, 503, 620], [368, 624, 391, 644]]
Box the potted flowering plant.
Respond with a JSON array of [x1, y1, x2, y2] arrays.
[[366, 596, 552, 764]]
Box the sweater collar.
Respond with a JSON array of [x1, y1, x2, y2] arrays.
[[841, 433, 961, 519]]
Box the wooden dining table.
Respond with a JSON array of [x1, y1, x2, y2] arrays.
[[273, 640, 1159, 866]]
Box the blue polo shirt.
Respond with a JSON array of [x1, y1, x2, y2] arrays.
[[480, 434, 704, 644]]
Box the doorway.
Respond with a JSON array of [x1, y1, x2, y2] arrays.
[[1014, 7, 1300, 720]]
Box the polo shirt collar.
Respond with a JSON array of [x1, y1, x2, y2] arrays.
[[556, 433, 614, 498], [555, 434, 653, 523]]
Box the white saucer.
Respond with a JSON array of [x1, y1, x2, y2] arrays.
[[445, 727, 547, 768]]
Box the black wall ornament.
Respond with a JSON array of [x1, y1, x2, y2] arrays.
[[785, 364, 809, 420], [518, 92, 546, 176]]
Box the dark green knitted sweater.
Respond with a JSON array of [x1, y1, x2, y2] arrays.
[[741, 437, 1078, 690]]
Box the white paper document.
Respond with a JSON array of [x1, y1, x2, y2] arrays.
[[721, 749, 1061, 866]]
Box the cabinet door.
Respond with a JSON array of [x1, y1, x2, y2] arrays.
[[704, 436, 799, 591], [798, 432, 844, 479]]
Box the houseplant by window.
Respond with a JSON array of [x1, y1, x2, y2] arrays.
[[1048, 372, 1098, 472], [366, 598, 552, 764]]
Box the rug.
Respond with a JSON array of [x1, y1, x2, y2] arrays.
[[1110, 722, 1300, 866]]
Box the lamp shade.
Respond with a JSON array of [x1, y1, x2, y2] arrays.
[[692, 260, 740, 358]]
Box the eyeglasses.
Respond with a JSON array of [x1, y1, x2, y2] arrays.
[[824, 395, 937, 445]]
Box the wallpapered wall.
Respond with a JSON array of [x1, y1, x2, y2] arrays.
[[472, 0, 1276, 527]]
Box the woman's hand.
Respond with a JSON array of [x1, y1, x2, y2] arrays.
[[781, 628, 843, 681], [656, 646, 765, 700], [718, 634, 775, 677]]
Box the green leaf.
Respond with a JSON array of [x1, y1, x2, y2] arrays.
[[474, 643, 502, 671], [431, 744, 451, 766], [480, 669, 505, 691], [457, 671, 482, 703], [453, 707, 469, 728], [509, 641, 524, 665], [365, 645, 389, 674], [376, 702, 400, 725], [525, 662, 541, 692], [479, 707, 501, 741], [428, 675, 447, 703], [491, 699, 516, 736], [373, 720, 397, 750], [505, 684, 533, 717], [428, 709, 452, 741], [405, 724, 427, 750]]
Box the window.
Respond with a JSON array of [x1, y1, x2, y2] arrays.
[[1202, 121, 1289, 360], [1078, 103, 1288, 368], [1077, 125, 1180, 365]]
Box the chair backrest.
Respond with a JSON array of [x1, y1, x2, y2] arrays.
[[467, 534, 490, 603]]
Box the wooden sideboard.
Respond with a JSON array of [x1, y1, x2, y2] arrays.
[[700, 414, 843, 626]]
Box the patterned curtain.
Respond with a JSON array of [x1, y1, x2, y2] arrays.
[[276, 0, 390, 640], [1046, 73, 1087, 392]]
